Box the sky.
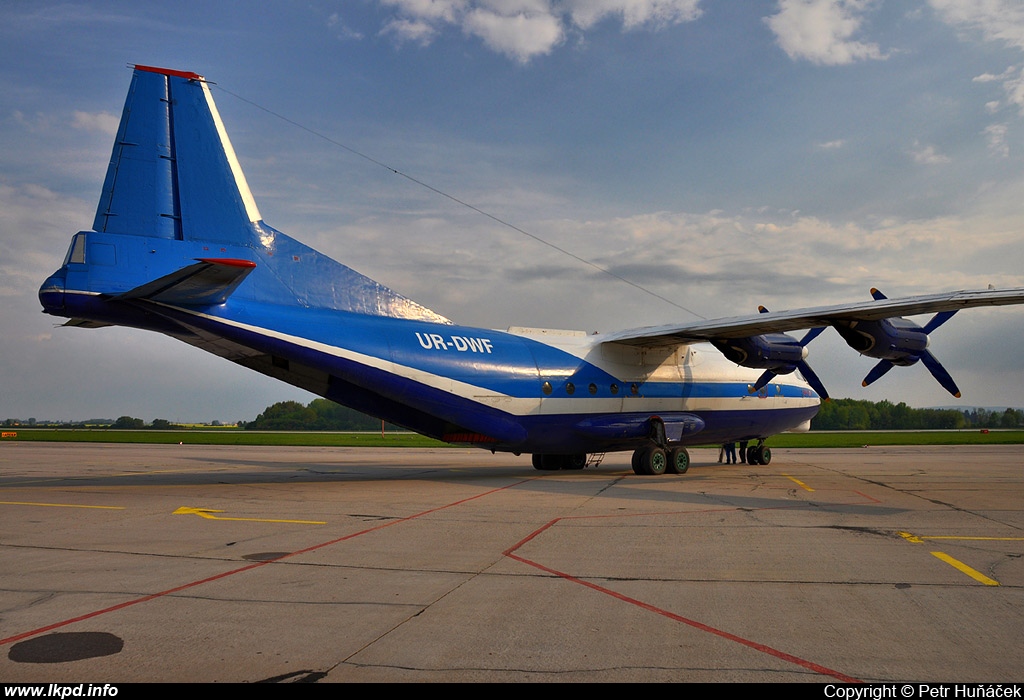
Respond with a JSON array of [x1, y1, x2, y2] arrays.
[[2, 0, 1024, 423]]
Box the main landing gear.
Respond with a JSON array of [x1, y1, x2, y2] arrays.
[[631, 445, 690, 476]]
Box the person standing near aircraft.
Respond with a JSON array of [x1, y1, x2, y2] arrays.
[[724, 443, 737, 464]]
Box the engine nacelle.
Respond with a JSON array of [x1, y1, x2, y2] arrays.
[[711, 333, 807, 372], [832, 318, 929, 365]]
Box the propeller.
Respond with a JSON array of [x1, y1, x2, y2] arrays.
[[860, 289, 961, 397], [751, 307, 830, 400]]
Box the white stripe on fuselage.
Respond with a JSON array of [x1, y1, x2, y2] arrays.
[[67, 290, 818, 417]]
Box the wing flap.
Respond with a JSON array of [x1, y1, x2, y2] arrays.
[[116, 258, 256, 306]]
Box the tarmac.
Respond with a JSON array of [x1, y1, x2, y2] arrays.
[[1, 442, 1022, 683]]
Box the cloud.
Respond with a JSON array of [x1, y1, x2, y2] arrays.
[[562, 0, 702, 30], [463, 6, 565, 62], [376, 0, 703, 62], [908, 141, 951, 165], [936, 3, 1024, 114], [929, 0, 1024, 51], [327, 12, 365, 40], [765, 0, 887, 65], [71, 111, 119, 136], [381, 16, 440, 45], [983, 123, 1009, 157]]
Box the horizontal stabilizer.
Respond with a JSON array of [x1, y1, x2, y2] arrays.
[[61, 319, 113, 329], [116, 258, 256, 306]]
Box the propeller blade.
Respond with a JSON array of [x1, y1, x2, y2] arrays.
[[920, 351, 962, 398], [800, 326, 825, 345], [862, 359, 895, 387], [923, 310, 958, 333], [796, 361, 829, 400], [752, 369, 775, 392]]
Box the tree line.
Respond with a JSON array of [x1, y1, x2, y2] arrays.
[[244, 398, 1022, 432], [245, 399, 392, 431], [811, 399, 1022, 431], [8, 398, 1019, 432]]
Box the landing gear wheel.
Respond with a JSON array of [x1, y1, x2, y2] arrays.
[[631, 448, 645, 475], [747, 445, 771, 465], [532, 454, 560, 471], [564, 454, 587, 470], [667, 447, 690, 474], [632, 446, 667, 475]]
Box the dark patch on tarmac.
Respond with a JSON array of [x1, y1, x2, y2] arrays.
[[242, 551, 292, 561], [9, 632, 123, 663], [257, 669, 329, 683]]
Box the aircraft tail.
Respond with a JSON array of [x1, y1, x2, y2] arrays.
[[94, 65, 260, 244], [77, 65, 448, 322]]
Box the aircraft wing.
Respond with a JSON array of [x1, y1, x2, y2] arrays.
[[597, 287, 1024, 347]]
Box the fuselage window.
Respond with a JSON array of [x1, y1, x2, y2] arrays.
[[610, 383, 619, 395], [541, 381, 552, 395], [565, 382, 575, 395], [65, 234, 87, 265], [588, 383, 597, 395], [630, 383, 639, 395]]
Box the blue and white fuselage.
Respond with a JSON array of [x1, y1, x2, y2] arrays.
[[38, 66, 1024, 473], [42, 224, 819, 457]]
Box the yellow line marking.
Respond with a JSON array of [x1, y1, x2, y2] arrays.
[[0, 500, 124, 510], [173, 506, 325, 525], [922, 535, 1024, 541], [899, 531, 1024, 543], [781, 474, 814, 491], [931, 551, 1000, 586]]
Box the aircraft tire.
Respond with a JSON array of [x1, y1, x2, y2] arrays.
[[634, 446, 667, 475], [759, 447, 772, 465], [631, 448, 645, 474], [564, 454, 587, 470], [747, 446, 762, 465], [667, 447, 690, 474], [532, 454, 560, 471]]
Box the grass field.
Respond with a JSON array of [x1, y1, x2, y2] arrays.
[[3, 428, 1022, 448]]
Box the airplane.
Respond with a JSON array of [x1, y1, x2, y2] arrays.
[[38, 65, 1024, 475]]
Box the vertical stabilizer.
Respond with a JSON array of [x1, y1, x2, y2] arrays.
[[94, 65, 261, 244]]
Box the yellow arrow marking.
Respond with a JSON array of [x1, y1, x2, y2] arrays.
[[781, 474, 814, 491], [173, 506, 325, 525], [0, 500, 124, 510], [931, 551, 1000, 586], [899, 531, 1024, 543]]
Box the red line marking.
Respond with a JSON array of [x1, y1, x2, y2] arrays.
[[0, 478, 529, 647], [503, 541, 859, 682]]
